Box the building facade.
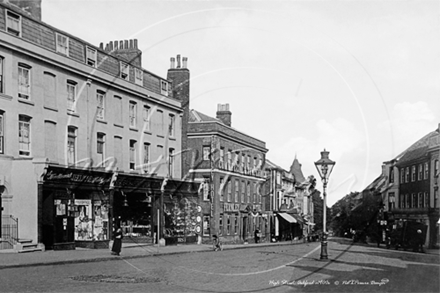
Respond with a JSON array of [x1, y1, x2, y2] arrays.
[[0, 1, 200, 250], [184, 104, 268, 243]]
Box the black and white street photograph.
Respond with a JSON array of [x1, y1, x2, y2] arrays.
[[0, 0, 439, 292]]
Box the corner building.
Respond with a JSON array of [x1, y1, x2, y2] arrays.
[[0, 1, 200, 250], [183, 104, 269, 243]]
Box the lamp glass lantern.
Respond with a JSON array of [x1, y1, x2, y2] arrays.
[[314, 149, 335, 260]]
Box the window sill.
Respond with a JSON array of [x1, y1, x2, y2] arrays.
[[67, 111, 79, 117], [96, 119, 107, 124], [44, 106, 58, 112], [143, 130, 152, 135], [157, 135, 165, 138], [129, 127, 139, 132], [18, 99, 35, 106], [169, 137, 176, 141], [114, 123, 124, 128], [0, 93, 13, 101]]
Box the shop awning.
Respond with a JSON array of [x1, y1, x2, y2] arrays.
[[278, 213, 297, 223]]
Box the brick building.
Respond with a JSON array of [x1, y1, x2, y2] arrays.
[[0, 1, 200, 250], [180, 103, 268, 243]]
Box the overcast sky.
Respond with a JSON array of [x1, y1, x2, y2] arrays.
[[42, 0, 439, 206]]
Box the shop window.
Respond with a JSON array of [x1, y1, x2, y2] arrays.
[[234, 215, 239, 234], [203, 216, 210, 236], [19, 115, 31, 156], [73, 199, 109, 241], [226, 215, 231, 235]]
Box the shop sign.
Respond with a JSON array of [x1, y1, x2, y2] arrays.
[[43, 168, 111, 186], [224, 203, 240, 212]]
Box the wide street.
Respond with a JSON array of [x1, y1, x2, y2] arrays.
[[0, 239, 438, 293]]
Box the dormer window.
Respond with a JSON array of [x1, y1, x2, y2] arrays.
[[135, 68, 143, 85], [6, 10, 21, 36], [56, 33, 69, 56], [161, 80, 168, 96], [86, 46, 97, 67], [120, 62, 129, 80]]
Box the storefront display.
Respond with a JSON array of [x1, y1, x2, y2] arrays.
[[74, 199, 109, 241]]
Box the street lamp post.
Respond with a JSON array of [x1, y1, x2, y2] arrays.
[[314, 149, 335, 260]]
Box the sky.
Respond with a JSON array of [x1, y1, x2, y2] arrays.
[[42, 0, 440, 206]]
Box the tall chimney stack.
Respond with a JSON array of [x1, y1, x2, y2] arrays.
[[216, 104, 232, 127]]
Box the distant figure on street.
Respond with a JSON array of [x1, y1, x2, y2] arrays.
[[413, 229, 424, 253], [212, 235, 222, 251], [111, 225, 123, 256], [254, 229, 260, 243]]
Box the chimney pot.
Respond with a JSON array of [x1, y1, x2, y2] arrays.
[[134, 39, 138, 49], [119, 40, 123, 49], [129, 39, 134, 49], [216, 103, 232, 127], [124, 40, 129, 49], [176, 55, 181, 68], [113, 41, 118, 50], [170, 57, 175, 69], [182, 57, 188, 68], [99, 42, 104, 50]]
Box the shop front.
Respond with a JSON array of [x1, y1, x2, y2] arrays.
[[40, 166, 113, 250]]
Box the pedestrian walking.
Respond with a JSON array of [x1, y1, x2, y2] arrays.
[[212, 235, 222, 251], [413, 229, 424, 253], [111, 226, 123, 256], [254, 229, 260, 243]]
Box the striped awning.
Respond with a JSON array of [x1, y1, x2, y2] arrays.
[[278, 213, 297, 223]]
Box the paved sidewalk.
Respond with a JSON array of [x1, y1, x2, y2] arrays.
[[1, 237, 437, 270], [0, 239, 304, 270]]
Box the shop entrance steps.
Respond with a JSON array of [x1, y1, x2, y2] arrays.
[[14, 239, 44, 253]]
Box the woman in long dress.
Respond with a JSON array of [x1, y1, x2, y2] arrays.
[[111, 226, 123, 255]]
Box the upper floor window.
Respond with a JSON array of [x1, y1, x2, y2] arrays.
[[120, 62, 129, 80], [203, 179, 210, 201], [418, 192, 424, 208], [114, 96, 122, 125], [411, 166, 416, 182], [66, 81, 77, 112], [247, 182, 251, 203], [227, 180, 232, 202], [143, 143, 150, 172], [161, 80, 168, 96], [241, 181, 245, 203], [203, 146, 210, 161], [400, 168, 404, 184], [424, 162, 429, 180], [67, 126, 77, 165], [418, 164, 423, 180], [219, 177, 224, 202], [168, 148, 174, 178], [6, 10, 21, 36], [0, 57, 4, 93], [129, 101, 137, 128], [425, 192, 429, 207], [389, 168, 394, 183], [142, 105, 151, 131], [135, 68, 143, 85], [18, 115, 31, 156], [234, 180, 239, 202], [435, 160, 439, 177], [96, 91, 105, 120], [219, 148, 224, 168], [18, 64, 31, 100], [97, 133, 105, 166], [86, 46, 97, 67], [0, 111, 4, 154], [129, 140, 136, 170], [405, 167, 409, 183], [168, 114, 175, 137], [56, 33, 69, 56]]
